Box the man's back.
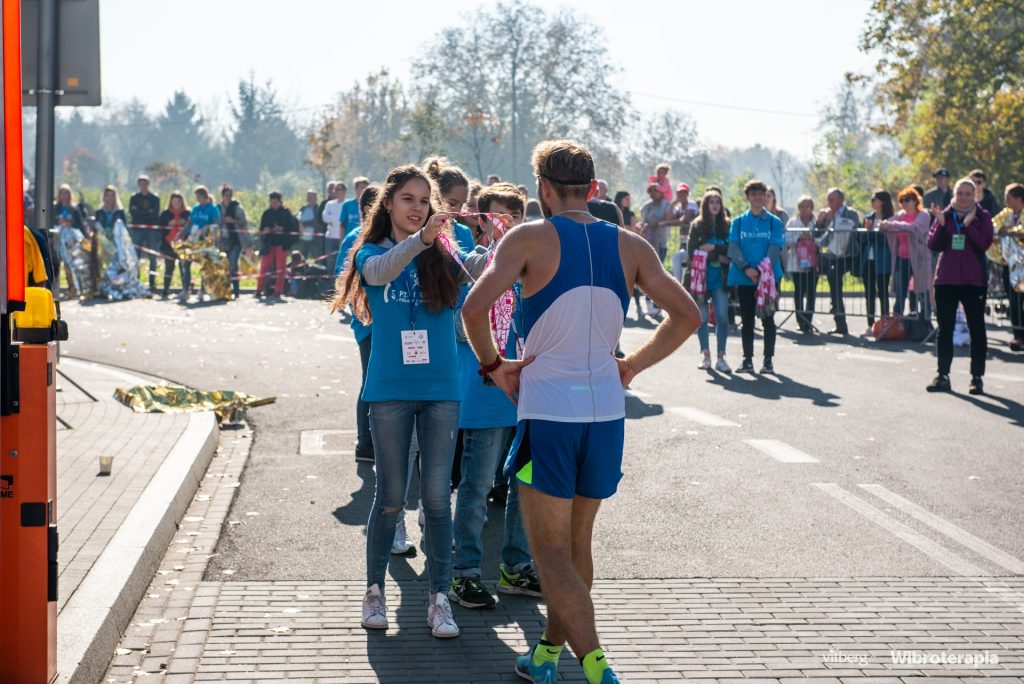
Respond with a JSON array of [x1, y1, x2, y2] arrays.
[[516, 216, 630, 423]]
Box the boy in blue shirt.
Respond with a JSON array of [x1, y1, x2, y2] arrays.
[[726, 179, 784, 374]]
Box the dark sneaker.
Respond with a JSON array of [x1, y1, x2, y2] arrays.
[[448, 576, 496, 609], [488, 482, 508, 507], [1010, 338, 1024, 352], [969, 376, 984, 395], [926, 374, 951, 393], [760, 358, 775, 374], [737, 358, 756, 374], [497, 564, 542, 598]]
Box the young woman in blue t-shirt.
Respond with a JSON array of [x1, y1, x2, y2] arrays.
[[331, 165, 488, 639]]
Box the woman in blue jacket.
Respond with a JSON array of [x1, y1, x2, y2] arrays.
[[331, 165, 488, 640]]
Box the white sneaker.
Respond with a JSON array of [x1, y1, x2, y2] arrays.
[[715, 357, 732, 373], [427, 592, 460, 638], [361, 584, 388, 629], [698, 355, 712, 370], [391, 514, 415, 556]]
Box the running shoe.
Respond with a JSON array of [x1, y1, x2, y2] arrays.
[[497, 564, 542, 597], [427, 593, 460, 638], [600, 669, 622, 683], [926, 374, 951, 392], [737, 358, 755, 374], [514, 653, 558, 683], [969, 376, 984, 395], [698, 354, 712, 370], [1010, 338, 1024, 352], [449, 576, 496, 609], [391, 515, 415, 557], [760, 358, 775, 374], [360, 584, 388, 629], [715, 357, 732, 373]]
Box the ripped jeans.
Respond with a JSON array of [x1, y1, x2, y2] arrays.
[[366, 400, 459, 595]]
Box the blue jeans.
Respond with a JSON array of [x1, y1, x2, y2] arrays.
[[355, 335, 373, 457], [366, 400, 459, 594], [453, 427, 531, 578], [696, 286, 730, 355]]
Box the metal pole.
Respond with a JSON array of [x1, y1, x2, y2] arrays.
[[33, 0, 58, 302]]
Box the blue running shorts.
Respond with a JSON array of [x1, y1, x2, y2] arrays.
[[503, 418, 624, 500]]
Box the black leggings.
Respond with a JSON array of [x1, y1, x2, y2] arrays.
[[934, 284, 986, 377], [792, 271, 817, 329], [862, 263, 891, 326], [738, 285, 776, 361]]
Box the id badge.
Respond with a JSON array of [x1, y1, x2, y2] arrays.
[[401, 329, 430, 365], [951, 234, 966, 251]]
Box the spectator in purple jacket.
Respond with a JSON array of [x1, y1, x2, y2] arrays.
[[925, 177, 994, 395]]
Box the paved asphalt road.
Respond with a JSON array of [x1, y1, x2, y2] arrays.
[[61, 296, 1024, 584]]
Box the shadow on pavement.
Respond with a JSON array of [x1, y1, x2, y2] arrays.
[[953, 391, 1024, 429], [625, 392, 663, 420], [366, 580, 544, 683], [709, 371, 842, 407]]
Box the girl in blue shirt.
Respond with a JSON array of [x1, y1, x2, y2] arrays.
[[331, 165, 488, 640]]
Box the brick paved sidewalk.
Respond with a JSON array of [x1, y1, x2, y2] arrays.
[[57, 358, 192, 611], [103, 418, 1024, 684]]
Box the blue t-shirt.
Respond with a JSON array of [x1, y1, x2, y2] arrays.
[[726, 209, 784, 286], [356, 241, 460, 402], [190, 202, 221, 230], [340, 199, 361, 234], [337, 226, 370, 343]]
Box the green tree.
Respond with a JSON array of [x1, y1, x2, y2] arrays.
[[862, 0, 1024, 188], [228, 76, 303, 187]]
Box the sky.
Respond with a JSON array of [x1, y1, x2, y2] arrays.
[[93, 0, 877, 160]]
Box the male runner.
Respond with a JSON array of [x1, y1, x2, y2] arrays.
[[462, 140, 700, 684]]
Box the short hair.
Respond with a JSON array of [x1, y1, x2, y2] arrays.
[[826, 187, 845, 200], [477, 182, 525, 215], [1006, 183, 1024, 201], [531, 139, 595, 200], [353, 176, 370, 187], [655, 163, 670, 174], [743, 179, 767, 195], [335, 182, 347, 192], [220, 183, 234, 196], [796, 195, 815, 210], [896, 186, 922, 208], [193, 184, 210, 199], [268, 190, 283, 200], [970, 169, 986, 181], [486, 174, 501, 184]]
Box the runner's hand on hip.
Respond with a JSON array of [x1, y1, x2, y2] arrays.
[[490, 357, 535, 406]]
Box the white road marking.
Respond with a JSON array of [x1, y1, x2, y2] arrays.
[[315, 334, 356, 344], [668, 406, 740, 427], [858, 484, 1024, 574], [744, 439, 818, 463], [299, 429, 356, 456], [146, 313, 192, 323], [836, 353, 902, 365], [812, 483, 986, 576]]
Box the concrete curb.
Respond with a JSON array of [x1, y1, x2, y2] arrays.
[[55, 366, 219, 684]]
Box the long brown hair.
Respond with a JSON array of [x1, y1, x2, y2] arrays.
[[329, 165, 460, 322], [695, 190, 730, 235]]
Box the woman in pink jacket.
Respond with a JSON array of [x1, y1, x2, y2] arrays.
[[878, 187, 933, 318]]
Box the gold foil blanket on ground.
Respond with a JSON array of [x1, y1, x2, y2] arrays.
[[113, 383, 275, 425]]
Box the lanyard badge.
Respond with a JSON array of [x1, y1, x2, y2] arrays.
[[398, 269, 430, 364], [951, 213, 967, 251]]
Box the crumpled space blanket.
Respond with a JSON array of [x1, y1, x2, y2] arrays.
[[114, 383, 275, 425]]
